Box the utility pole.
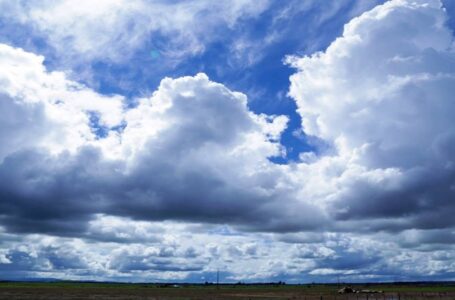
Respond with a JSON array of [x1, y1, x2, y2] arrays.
[[216, 269, 219, 288]]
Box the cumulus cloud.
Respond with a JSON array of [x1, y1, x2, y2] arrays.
[[0, 42, 327, 236], [288, 0, 455, 232]]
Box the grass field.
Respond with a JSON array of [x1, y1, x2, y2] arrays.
[[1, 282, 455, 300]]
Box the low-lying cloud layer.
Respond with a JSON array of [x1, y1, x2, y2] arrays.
[[0, 0, 454, 282]]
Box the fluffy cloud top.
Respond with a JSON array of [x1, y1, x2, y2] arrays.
[[288, 0, 455, 232], [1, 41, 325, 235], [0, 43, 124, 158]]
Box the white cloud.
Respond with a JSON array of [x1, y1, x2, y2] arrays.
[[0, 43, 124, 159], [287, 0, 455, 230], [1, 0, 270, 63]]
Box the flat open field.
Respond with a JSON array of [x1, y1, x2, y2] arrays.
[[1, 282, 455, 300]]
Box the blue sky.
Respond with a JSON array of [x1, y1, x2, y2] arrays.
[[0, 0, 455, 283]]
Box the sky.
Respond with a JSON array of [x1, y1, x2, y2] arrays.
[[0, 0, 455, 283]]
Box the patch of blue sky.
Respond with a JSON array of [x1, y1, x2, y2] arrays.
[[442, 0, 455, 33], [88, 111, 126, 139], [88, 111, 110, 139], [0, 17, 53, 60]]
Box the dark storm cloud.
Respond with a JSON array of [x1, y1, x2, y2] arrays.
[[0, 144, 314, 236], [0, 147, 121, 236], [317, 250, 381, 271], [332, 167, 455, 230], [0, 146, 325, 237]]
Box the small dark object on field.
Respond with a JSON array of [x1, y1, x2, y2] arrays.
[[338, 286, 383, 294], [338, 286, 354, 294]]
